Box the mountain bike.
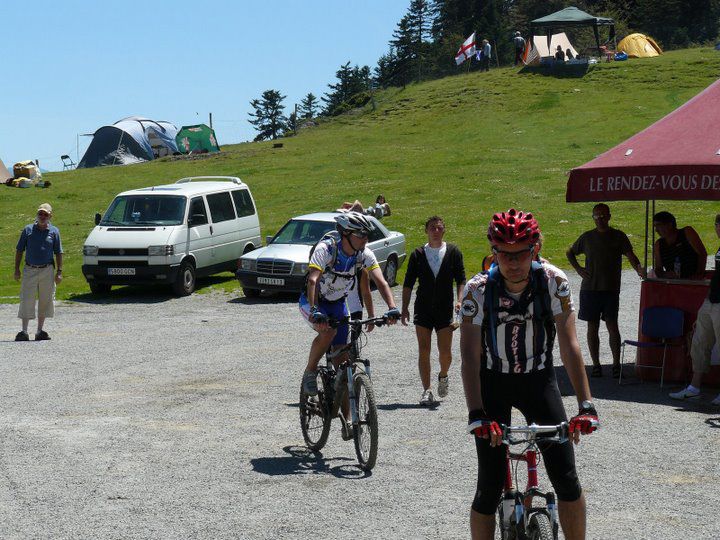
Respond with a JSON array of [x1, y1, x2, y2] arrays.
[[494, 422, 595, 540], [299, 315, 389, 471]]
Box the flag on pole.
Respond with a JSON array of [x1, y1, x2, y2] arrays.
[[455, 33, 476, 65]]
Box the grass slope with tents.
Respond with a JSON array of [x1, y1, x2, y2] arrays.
[[2, 47, 720, 301]]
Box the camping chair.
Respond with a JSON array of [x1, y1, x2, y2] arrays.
[[619, 306, 685, 387], [61, 155, 76, 171]]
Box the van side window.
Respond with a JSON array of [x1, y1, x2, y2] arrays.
[[231, 189, 256, 218], [206, 192, 235, 223], [189, 197, 208, 227]]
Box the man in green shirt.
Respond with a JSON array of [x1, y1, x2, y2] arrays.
[[567, 204, 645, 377]]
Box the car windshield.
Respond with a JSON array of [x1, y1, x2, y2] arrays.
[[271, 219, 334, 245], [101, 195, 186, 226]]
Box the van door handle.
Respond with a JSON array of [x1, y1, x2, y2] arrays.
[[210, 225, 214, 234], [384, 241, 389, 246]]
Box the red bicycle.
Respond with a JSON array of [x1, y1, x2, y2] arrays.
[[496, 423, 573, 540]]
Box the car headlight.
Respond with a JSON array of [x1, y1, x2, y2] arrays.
[[83, 245, 99, 256], [148, 245, 174, 256], [241, 258, 256, 271], [294, 263, 309, 275]]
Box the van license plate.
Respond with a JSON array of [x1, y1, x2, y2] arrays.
[[108, 268, 136, 276], [258, 277, 284, 285]]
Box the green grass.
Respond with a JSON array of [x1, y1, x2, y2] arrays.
[[3, 48, 720, 301]]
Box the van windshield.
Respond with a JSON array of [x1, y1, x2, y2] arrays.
[[272, 219, 334, 245], [101, 195, 187, 226]]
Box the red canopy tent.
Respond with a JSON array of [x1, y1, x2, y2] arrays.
[[566, 78, 720, 385], [566, 78, 720, 202]]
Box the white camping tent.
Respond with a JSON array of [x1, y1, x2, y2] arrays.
[[0, 158, 11, 181], [522, 32, 579, 65]]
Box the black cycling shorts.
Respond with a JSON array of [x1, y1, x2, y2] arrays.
[[413, 306, 453, 331], [472, 368, 582, 514]]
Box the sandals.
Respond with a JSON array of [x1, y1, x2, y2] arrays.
[[590, 364, 602, 378]]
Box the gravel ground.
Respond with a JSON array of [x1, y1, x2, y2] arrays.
[[1, 270, 719, 539]]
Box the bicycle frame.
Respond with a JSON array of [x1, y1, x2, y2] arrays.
[[500, 424, 566, 537], [325, 316, 387, 424]]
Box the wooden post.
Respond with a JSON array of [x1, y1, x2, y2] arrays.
[[209, 112, 213, 129]]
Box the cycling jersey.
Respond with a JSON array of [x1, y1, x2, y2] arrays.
[[308, 239, 379, 302], [460, 261, 574, 373]]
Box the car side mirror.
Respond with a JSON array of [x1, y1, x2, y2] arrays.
[[189, 214, 207, 227], [265, 235, 274, 245], [94, 213, 101, 225]]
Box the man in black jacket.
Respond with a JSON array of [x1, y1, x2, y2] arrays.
[[402, 216, 466, 405]]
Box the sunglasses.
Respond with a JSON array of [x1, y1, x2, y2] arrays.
[[350, 231, 368, 239], [37, 212, 50, 217], [492, 244, 535, 262]]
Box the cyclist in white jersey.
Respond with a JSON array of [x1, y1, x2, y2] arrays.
[[460, 209, 598, 540], [301, 212, 399, 395]]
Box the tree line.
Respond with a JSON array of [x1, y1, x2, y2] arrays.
[[249, 0, 720, 141]]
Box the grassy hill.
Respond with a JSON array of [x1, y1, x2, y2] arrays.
[[3, 48, 720, 301]]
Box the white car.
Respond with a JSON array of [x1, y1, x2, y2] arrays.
[[236, 212, 406, 297], [82, 176, 261, 296]]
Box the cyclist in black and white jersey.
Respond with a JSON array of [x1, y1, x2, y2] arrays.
[[300, 212, 399, 396], [460, 209, 598, 540]]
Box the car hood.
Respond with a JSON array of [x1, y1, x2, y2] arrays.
[[84, 226, 174, 247], [242, 243, 312, 262]]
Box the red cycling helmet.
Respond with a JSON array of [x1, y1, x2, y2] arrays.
[[487, 208, 541, 245]]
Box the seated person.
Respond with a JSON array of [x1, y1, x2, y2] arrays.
[[652, 211, 707, 279], [566, 48, 574, 60], [338, 196, 391, 220], [555, 45, 566, 62]]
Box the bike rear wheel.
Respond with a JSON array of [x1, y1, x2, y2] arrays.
[[352, 372, 378, 470], [299, 372, 331, 451], [527, 511, 554, 540]]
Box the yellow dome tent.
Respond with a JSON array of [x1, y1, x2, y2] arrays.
[[618, 33, 662, 58]]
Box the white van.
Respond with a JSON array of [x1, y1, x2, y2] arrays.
[[82, 176, 261, 296]]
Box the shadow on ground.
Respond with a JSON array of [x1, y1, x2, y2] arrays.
[[68, 274, 237, 304], [555, 365, 720, 416], [228, 291, 299, 305], [250, 445, 369, 479]]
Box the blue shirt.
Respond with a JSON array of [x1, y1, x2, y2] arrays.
[[16, 223, 63, 265]]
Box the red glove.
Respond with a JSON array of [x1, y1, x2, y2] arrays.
[[468, 409, 502, 438], [569, 402, 599, 435]]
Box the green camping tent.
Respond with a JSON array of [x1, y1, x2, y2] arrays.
[[176, 124, 220, 154]]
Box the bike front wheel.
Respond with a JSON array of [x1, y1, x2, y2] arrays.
[[527, 512, 554, 540], [299, 373, 331, 451], [352, 372, 379, 470]]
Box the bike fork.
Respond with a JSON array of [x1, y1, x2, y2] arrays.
[[346, 365, 359, 426]]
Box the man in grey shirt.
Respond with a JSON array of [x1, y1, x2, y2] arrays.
[[567, 204, 645, 377]]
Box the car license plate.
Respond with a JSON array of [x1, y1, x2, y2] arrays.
[[108, 268, 136, 276], [258, 276, 284, 286]]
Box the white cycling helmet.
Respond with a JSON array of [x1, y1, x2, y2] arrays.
[[335, 211, 375, 234]]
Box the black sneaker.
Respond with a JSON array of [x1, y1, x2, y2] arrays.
[[15, 331, 29, 342], [35, 330, 51, 341]]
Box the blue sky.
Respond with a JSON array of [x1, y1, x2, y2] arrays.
[[1, 1, 409, 171]]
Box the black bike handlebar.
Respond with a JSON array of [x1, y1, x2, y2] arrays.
[[328, 316, 391, 328]]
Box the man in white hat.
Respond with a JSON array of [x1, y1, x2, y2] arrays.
[[14, 203, 64, 341], [513, 31, 525, 66]]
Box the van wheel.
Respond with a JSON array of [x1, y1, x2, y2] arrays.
[[384, 256, 398, 287], [89, 282, 111, 295], [173, 261, 196, 296], [243, 287, 261, 298]]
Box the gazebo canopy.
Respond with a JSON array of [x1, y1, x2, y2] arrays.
[[530, 6, 614, 28], [566, 78, 720, 202]]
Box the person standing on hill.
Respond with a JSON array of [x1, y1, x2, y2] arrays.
[[513, 31, 525, 65], [480, 39, 491, 72], [401, 216, 466, 406], [14, 203, 64, 341], [566, 204, 644, 378]]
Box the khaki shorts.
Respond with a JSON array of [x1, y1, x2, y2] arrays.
[[17, 265, 55, 320], [690, 299, 720, 374]]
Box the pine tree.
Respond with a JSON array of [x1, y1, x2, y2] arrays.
[[322, 62, 371, 116], [299, 93, 319, 119], [248, 89, 287, 141]]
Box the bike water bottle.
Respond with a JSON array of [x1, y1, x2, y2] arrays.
[[674, 256, 681, 276], [501, 492, 515, 529]]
